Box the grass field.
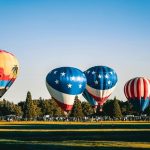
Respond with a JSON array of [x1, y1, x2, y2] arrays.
[[0, 121, 150, 150]]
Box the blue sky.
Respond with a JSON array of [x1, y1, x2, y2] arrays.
[[0, 0, 150, 103]]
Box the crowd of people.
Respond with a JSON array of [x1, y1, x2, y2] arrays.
[[1, 114, 150, 122]]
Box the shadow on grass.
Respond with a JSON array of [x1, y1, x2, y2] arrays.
[[0, 124, 150, 129], [0, 124, 149, 149], [0, 131, 150, 142], [0, 143, 146, 150]]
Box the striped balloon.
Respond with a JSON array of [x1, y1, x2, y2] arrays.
[[124, 77, 150, 112], [85, 66, 118, 107], [46, 67, 87, 112], [0, 50, 19, 97]]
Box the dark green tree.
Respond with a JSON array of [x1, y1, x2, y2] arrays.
[[32, 99, 42, 117], [81, 101, 94, 116], [23, 91, 37, 120], [112, 97, 123, 118], [144, 104, 150, 115], [102, 100, 114, 116], [70, 96, 84, 117], [119, 101, 133, 115], [13, 105, 23, 116], [38, 98, 64, 117], [18, 101, 25, 112], [0, 99, 23, 117], [52, 99, 64, 117], [0, 99, 10, 115], [41, 99, 55, 116]]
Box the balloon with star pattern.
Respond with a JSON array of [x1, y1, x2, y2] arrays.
[[46, 67, 87, 112], [84, 66, 118, 107]]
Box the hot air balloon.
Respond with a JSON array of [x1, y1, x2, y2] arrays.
[[85, 66, 118, 110], [0, 50, 19, 98], [46, 67, 87, 113], [82, 89, 98, 109], [124, 77, 150, 113]]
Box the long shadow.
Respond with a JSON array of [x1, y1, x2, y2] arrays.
[[0, 143, 147, 150], [0, 124, 150, 129], [0, 131, 150, 142]]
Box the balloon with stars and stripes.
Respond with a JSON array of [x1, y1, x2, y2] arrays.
[[124, 77, 150, 112], [84, 66, 118, 107], [46, 67, 87, 112]]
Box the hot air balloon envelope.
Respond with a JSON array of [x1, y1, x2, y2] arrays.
[[124, 77, 150, 112], [0, 50, 19, 97], [82, 89, 98, 108], [46, 67, 87, 111], [85, 66, 118, 106]]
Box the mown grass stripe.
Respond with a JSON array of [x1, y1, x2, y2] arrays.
[[0, 121, 150, 125], [0, 129, 150, 132], [0, 139, 150, 149]]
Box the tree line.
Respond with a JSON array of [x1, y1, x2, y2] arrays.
[[0, 91, 150, 121]]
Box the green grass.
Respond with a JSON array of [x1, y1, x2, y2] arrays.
[[0, 122, 150, 150], [0, 139, 150, 149]]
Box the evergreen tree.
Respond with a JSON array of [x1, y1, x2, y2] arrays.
[[52, 99, 64, 117], [70, 96, 84, 117], [42, 99, 55, 116], [23, 91, 37, 120], [120, 101, 133, 115], [0, 99, 23, 117], [103, 100, 114, 116], [38, 98, 64, 117], [112, 97, 122, 118], [18, 101, 25, 112], [81, 101, 93, 116], [32, 99, 42, 117], [0, 99, 8, 115], [144, 104, 150, 115], [13, 105, 23, 116]]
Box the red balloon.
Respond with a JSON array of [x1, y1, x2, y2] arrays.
[[124, 77, 150, 112]]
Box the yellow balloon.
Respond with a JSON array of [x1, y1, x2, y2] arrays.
[[0, 50, 19, 97]]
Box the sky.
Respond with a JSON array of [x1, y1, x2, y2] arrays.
[[0, 0, 150, 103]]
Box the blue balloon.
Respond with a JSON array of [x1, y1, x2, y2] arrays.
[[85, 66, 118, 90], [82, 89, 98, 107], [46, 67, 87, 111], [85, 66, 118, 106]]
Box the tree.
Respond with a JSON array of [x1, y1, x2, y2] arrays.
[[23, 91, 37, 120], [52, 99, 64, 117], [0, 99, 11, 115], [41, 99, 55, 116], [112, 97, 122, 118], [119, 101, 133, 115], [103, 100, 114, 116], [70, 96, 84, 118], [18, 101, 25, 113], [81, 101, 94, 116], [144, 104, 150, 115], [0, 99, 23, 118], [13, 105, 23, 116]]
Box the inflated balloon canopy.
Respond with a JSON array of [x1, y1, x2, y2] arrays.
[[46, 67, 87, 112], [0, 50, 19, 98], [124, 77, 150, 112], [84, 66, 118, 106]]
